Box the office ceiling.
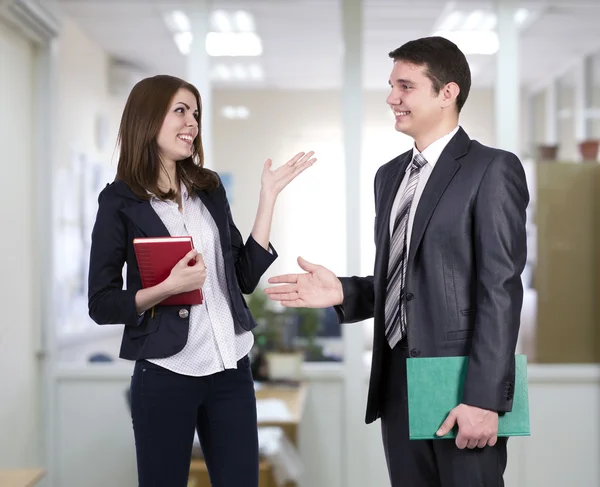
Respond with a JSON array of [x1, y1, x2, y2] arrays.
[[57, 0, 600, 92]]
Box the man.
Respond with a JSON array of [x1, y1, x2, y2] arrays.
[[265, 36, 529, 486]]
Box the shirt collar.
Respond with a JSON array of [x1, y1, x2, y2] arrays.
[[409, 125, 460, 171]]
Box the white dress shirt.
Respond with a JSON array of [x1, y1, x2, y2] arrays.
[[146, 183, 254, 376], [389, 125, 460, 257]]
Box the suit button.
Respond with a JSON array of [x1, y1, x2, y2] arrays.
[[406, 293, 414, 301], [178, 309, 189, 319], [410, 348, 420, 357]]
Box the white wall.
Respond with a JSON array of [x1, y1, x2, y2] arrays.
[[0, 18, 40, 469], [56, 18, 124, 171], [212, 90, 347, 281]]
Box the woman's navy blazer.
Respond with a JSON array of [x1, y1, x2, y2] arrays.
[[87, 178, 277, 360]]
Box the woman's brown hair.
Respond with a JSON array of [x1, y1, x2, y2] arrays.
[[115, 74, 219, 199]]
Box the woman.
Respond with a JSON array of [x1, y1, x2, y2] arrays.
[[87, 74, 315, 487]]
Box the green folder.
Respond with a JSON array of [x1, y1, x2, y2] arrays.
[[406, 354, 530, 440]]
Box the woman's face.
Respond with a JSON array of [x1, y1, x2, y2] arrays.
[[156, 88, 199, 164]]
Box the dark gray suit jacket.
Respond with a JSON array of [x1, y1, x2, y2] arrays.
[[335, 127, 529, 424]]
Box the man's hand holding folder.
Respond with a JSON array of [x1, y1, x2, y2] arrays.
[[406, 354, 530, 448], [435, 403, 499, 449]]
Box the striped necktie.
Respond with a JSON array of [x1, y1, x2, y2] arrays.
[[384, 153, 427, 348]]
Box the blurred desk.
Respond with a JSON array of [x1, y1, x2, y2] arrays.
[[189, 382, 308, 487], [0, 469, 45, 487]]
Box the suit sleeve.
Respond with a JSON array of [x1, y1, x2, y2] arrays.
[[334, 276, 375, 323], [88, 189, 139, 327], [462, 152, 529, 413], [220, 181, 277, 294]]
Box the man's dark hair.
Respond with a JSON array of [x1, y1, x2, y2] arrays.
[[389, 36, 471, 113]]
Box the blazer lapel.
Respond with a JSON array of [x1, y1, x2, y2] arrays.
[[408, 128, 470, 262], [113, 181, 171, 237], [120, 201, 171, 237], [195, 187, 227, 241]]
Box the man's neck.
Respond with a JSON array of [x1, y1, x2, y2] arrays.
[[414, 120, 458, 153]]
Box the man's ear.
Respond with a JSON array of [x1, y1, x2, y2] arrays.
[[440, 82, 460, 110]]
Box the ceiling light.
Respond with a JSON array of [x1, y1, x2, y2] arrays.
[[222, 106, 237, 118], [462, 10, 486, 30], [206, 32, 262, 56], [231, 64, 246, 79], [236, 106, 250, 119], [211, 64, 232, 81], [211, 63, 264, 82], [438, 11, 463, 31], [432, 7, 531, 56], [434, 8, 530, 33], [165, 9, 262, 57], [514, 8, 529, 26], [433, 30, 499, 55], [210, 10, 255, 33], [234, 11, 255, 32], [211, 10, 232, 32], [247, 64, 264, 80], [165, 10, 191, 32], [221, 106, 251, 119], [174, 31, 193, 56]]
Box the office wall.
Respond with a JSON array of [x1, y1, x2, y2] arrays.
[[55, 18, 124, 171], [0, 18, 39, 468]]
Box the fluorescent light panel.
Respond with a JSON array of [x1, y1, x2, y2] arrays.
[[433, 30, 499, 55], [164, 9, 261, 57], [211, 63, 264, 81], [436, 8, 529, 32], [221, 106, 250, 119], [206, 32, 262, 57], [433, 8, 531, 55], [210, 10, 255, 33]]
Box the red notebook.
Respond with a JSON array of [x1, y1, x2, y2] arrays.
[[133, 236, 203, 306]]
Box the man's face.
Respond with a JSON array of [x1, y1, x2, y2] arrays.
[[386, 60, 446, 139]]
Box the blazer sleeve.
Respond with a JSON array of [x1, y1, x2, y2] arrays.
[[462, 152, 529, 413], [221, 184, 277, 294], [87, 188, 139, 327]]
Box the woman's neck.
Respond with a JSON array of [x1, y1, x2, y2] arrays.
[[157, 160, 178, 193]]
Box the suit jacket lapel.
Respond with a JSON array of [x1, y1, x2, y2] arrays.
[[408, 127, 470, 263]]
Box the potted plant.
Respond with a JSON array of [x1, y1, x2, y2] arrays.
[[294, 307, 324, 361], [578, 139, 599, 161], [246, 289, 304, 381]]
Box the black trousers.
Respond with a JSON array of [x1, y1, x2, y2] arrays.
[[130, 355, 258, 487], [380, 340, 508, 487]]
